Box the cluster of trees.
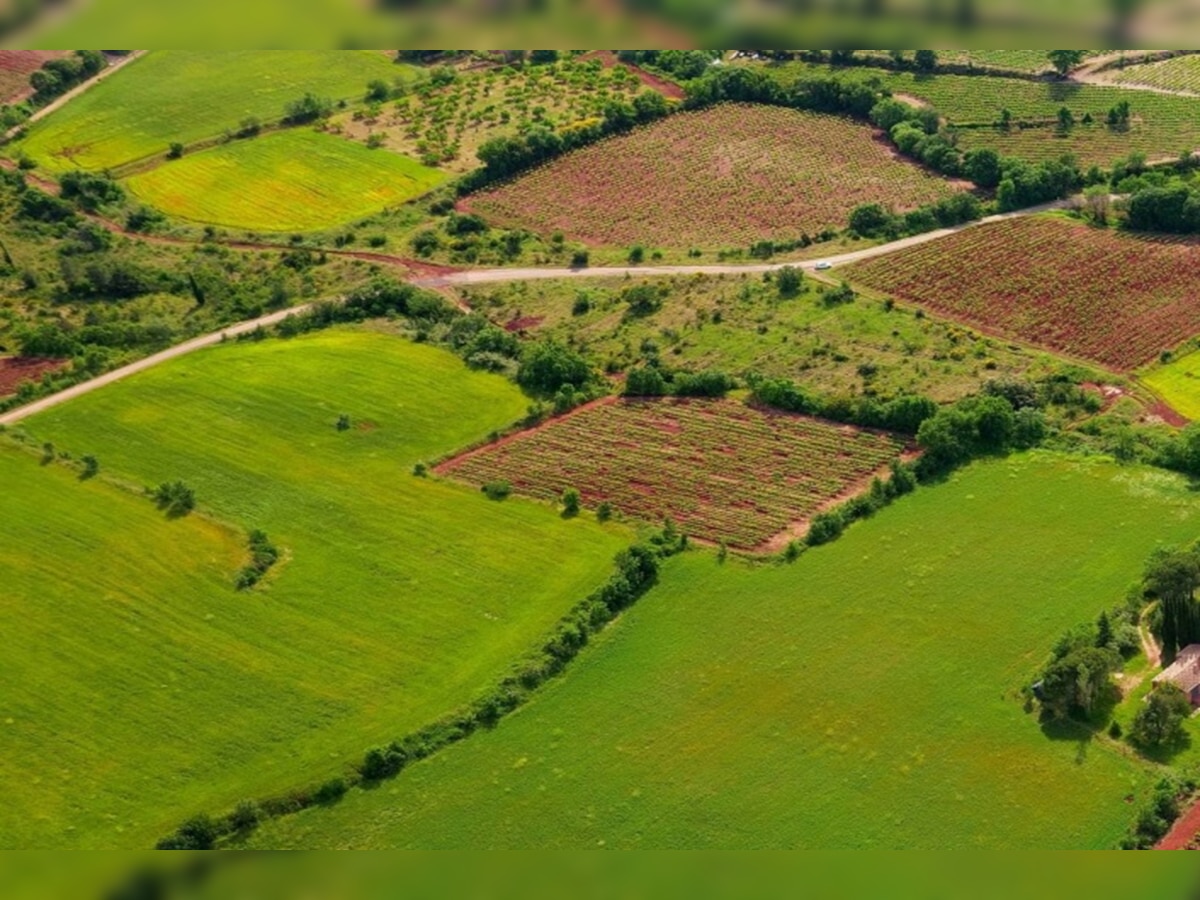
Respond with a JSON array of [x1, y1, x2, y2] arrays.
[[1143, 543, 1200, 664], [616, 50, 718, 80], [277, 278, 454, 339], [515, 339, 599, 414], [58, 171, 123, 212], [624, 365, 736, 399], [29, 50, 106, 104], [914, 393, 1046, 476], [282, 92, 334, 125], [796, 458, 917, 553], [1126, 179, 1200, 234], [748, 375, 938, 435], [235, 530, 279, 590], [848, 193, 982, 240], [1034, 598, 1141, 722]]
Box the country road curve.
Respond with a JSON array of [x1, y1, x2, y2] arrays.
[[0, 197, 1080, 425], [0, 302, 314, 426]]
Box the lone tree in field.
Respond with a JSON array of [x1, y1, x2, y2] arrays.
[[1047, 51, 1087, 78], [561, 487, 581, 517], [1131, 683, 1192, 749]]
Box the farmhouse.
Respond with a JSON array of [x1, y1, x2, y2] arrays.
[[1153, 644, 1200, 707]]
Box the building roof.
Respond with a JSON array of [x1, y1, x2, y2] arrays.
[[1154, 644, 1200, 694]]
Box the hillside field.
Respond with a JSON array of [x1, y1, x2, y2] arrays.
[[462, 103, 960, 249], [14, 50, 410, 172], [439, 397, 906, 548], [846, 215, 1200, 371], [2, 328, 629, 847], [1143, 349, 1200, 420], [245, 453, 1196, 849], [124, 129, 446, 232], [459, 272, 1075, 402], [1109, 54, 1200, 94]]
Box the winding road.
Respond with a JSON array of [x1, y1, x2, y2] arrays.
[[0, 197, 1077, 426]]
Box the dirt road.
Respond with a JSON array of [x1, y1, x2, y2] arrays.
[[415, 199, 1075, 288], [0, 302, 314, 426]]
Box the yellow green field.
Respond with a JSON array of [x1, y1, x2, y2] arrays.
[[1143, 350, 1200, 420], [124, 130, 446, 232], [14, 50, 410, 172]]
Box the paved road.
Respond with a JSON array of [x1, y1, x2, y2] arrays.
[[0, 198, 1077, 425], [415, 199, 1074, 287], [0, 302, 314, 426]]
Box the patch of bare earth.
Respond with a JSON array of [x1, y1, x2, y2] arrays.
[[0, 357, 67, 397]]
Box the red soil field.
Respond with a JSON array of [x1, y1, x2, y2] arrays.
[[437, 397, 906, 549], [0, 51, 69, 103], [461, 103, 960, 249], [0, 357, 66, 397], [846, 215, 1200, 371]]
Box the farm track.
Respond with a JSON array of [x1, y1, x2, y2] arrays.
[[0, 196, 1092, 426]]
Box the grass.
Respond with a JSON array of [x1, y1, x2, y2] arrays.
[[462, 104, 959, 250], [459, 272, 1083, 403], [1143, 349, 1200, 419], [244, 452, 1199, 849], [124, 129, 446, 233], [2, 328, 629, 848], [14, 50, 412, 172]]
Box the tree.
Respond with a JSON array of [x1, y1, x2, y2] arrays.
[[154, 481, 196, 517], [848, 202, 895, 238], [1038, 645, 1118, 719], [869, 98, 914, 132], [963, 147, 1002, 188], [776, 265, 802, 298], [914, 50, 938, 72], [561, 487, 581, 516], [1131, 683, 1192, 749], [517, 340, 592, 395], [80, 455, 99, 479], [529, 50, 560, 65], [624, 366, 668, 397], [365, 79, 390, 102], [283, 92, 334, 124], [1057, 106, 1075, 131], [1082, 184, 1112, 224], [1144, 545, 1200, 663], [1047, 50, 1087, 77]]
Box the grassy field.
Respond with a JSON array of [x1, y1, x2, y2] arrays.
[[14, 51, 411, 172], [846, 215, 1200, 371], [124, 129, 446, 232], [462, 104, 959, 250], [460, 272, 1080, 402], [1143, 349, 1200, 419], [2, 328, 629, 848], [439, 397, 905, 548], [245, 452, 1198, 849]]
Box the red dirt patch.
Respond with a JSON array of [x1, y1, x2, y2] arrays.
[[581, 50, 686, 101], [503, 315, 544, 333], [436, 396, 907, 549], [0, 357, 67, 397], [1157, 794, 1200, 849], [0, 51, 69, 103]]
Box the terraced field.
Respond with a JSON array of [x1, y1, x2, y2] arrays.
[[125, 129, 446, 232], [438, 397, 906, 548], [846, 215, 1200, 370], [3, 328, 628, 847], [14, 50, 410, 172], [246, 454, 1197, 849], [462, 103, 960, 249], [1109, 54, 1200, 94]]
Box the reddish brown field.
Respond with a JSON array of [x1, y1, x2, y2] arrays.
[[846, 215, 1200, 371], [0, 357, 66, 396], [461, 103, 959, 249], [0, 51, 69, 103], [437, 397, 906, 549]]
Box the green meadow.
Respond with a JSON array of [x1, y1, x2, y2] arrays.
[[15, 51, 410, 172], [246, 453, 1199, 849], [125, 130, 445, 232], [1143, 350, 1200, 421], [2, 328, 628, 848]]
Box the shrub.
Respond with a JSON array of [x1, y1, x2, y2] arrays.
[[313, 777, 348, 804], [561, 487, 581, 516], [570, 249, 589, 268], [153, 481, 195, 517], [806, 511, 845, 546], [336, 414, 351, 431], [597, 501, 613, 522], [776, 265, 802, 298], [1131, 683, 1193, 749], [482, 480, 512, 500], [229, 800, 260, 831]]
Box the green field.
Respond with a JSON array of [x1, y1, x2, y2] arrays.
[[125, 129, 446, 232], [1, 328, 629, 848], [246, 452, 1196, 849], [461, 273, 1076, 402], [1142, 350, 1200, 420], [15, 50, 410, 172]]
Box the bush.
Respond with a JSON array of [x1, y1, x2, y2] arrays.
[[80, 455, 98, 479], [283, 92, 334, 124], [561, 487, 581, 516], [806, 511, 845, 546], [776, 265, 802, 298], [313, 777, 348, 804], [482, 480, 512, 500], [156, 814, 218, 850], [570, 250, 589, 268], [1131, 683, 1193, 749], [153, 480, 195, 517], [517, 340, 593, 396], [229, 800, 260, 831], [624, 365, 669, 397]]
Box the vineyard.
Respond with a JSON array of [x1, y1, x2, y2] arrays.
[[1109, 54, 1200, 94], [437, 397, 906, 548], [845, 215, 1200, 371], [334, 55, 653, 172], [460, 103, 960, 249]]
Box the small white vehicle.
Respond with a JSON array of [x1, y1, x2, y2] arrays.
[[814, 260, 833, 271]]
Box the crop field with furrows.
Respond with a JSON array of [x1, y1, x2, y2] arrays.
[[1108, 54, 1200, 93], [14, 50, 412, 172], [437, 397, 906, 548], [0, 50, 69, 102], [246, 454, 1200, 850], [460, 104, 960, 249], [845, 215, 1200, 371], [124, 129, 446, 232]]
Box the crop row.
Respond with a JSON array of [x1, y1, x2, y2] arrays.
[[438, 397, 905, 548], [1110, 55, 1200, 94], [462, 103, 959, 249], [845, 215, 1200, 370]]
